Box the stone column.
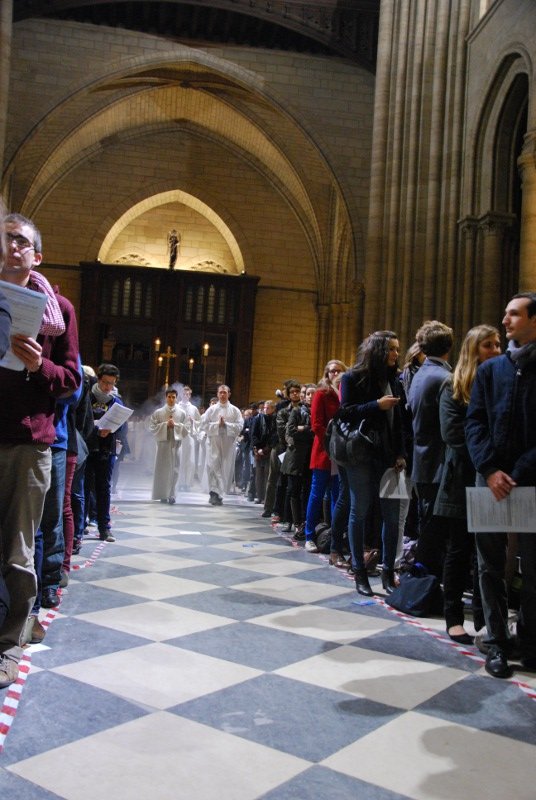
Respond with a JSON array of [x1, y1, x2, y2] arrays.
[[316, 303, 329, 379], [477, 212, 516, 324], [457, 216, 478, 330], [518, 130, 536, 290], [0, 0, 12, 182], [364, 0, 472, 349]]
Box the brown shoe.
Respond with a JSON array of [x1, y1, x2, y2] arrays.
[[0, 655, 19, 688], [22, 615, 46, 645], [329, 553, 349, 569]]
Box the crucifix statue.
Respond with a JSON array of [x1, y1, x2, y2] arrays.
[[167, 229, 181, 270]]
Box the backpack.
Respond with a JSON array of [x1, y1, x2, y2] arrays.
[[314, 522, 331, 554]]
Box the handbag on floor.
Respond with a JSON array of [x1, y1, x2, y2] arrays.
[[386, 563, 443, 617]]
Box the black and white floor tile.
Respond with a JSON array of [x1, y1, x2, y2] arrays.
[[1, 470, 536, 799]]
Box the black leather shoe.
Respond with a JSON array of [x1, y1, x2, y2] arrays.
[[354, 568, 374, 597], [448, 631, 474, 645], [42, 587, 60, 608], [381, 569, 396, 595], [485, 647, 512, 679], [281, 521, 293, 533]]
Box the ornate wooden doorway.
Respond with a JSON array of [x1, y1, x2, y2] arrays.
[[78, 263, 258, 409]]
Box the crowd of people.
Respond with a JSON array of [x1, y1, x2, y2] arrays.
[[0, 208, 535, 693], [231, 305, 536, 682]]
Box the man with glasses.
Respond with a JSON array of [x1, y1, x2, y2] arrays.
[[0, 213, 80, 688]]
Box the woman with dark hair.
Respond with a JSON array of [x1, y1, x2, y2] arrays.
[[340, 332, 406, 595], [303, 359, 347, 552]]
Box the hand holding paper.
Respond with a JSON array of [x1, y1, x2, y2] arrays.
[[94, 404, 133, 433]]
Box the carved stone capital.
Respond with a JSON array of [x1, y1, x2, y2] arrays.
[[458, 216, 479, 237], [478, 212, 516, 236]]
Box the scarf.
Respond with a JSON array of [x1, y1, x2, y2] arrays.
[[508, 339, 536, 366], [29, 270, 66, 337], [91, 383, 114, 404]]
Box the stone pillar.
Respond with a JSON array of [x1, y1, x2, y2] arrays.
[[518, 130, 536, 290], [0, 0, 12, 181], [457, 216, 479, 329], [316, 303, 329, 379], [328, 302, 342, 368], [364, 0, 472, 349], [477, 212, 516, 324]]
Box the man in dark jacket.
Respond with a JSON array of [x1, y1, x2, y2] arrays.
[[466, 292, 536, 679], [408, 320, 454, 576], [250, 400, 277, 505], [85, 363, 127, 541]]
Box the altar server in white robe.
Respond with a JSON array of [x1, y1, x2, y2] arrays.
[[199, 385, 243, 505], [177, 385, 200, 490], [150, 388, 188, 503]]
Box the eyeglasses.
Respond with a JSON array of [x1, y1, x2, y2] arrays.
[[6, 232, 35, 252], [328, 368, 342, 374]]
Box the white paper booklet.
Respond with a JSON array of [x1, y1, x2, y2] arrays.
[[466, 486, 536, 533]]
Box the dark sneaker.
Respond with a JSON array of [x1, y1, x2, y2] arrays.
[[41, 587, 60, 608]]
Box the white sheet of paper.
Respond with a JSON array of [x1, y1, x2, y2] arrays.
[[379, 468, 412, 499], [466, 486, 536, 533], [0, 279, 48, 371], [95, 403, 133, 433]]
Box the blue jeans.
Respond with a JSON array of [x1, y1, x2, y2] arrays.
[[346, 460, 401, 570], [40, 447, 67, 591], [31, 528, 44, 615], [331, 466, 350, 554], [305, 469, 340, 540], [71, 461, 86, 543]]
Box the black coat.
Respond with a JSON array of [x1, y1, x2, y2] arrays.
[[281, 404, 313, 475], [434, 380, 475, 518], [340, 368, 406, 468]]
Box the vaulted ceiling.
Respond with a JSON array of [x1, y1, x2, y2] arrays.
[[13, 0, 379, 71]]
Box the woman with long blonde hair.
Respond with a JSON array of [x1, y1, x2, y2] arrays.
[[435, 324, 501, 642], [451, 325, 501, 405]]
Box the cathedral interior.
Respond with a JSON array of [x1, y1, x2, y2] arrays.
[[2, 0, 534, 406], [1, 3, 536, 797]]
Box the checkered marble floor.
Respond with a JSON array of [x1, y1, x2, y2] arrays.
[[2, 491, 536, 799]]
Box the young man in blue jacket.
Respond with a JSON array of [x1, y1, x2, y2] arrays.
[[466, 292, 536, 678]]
